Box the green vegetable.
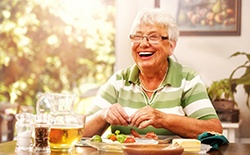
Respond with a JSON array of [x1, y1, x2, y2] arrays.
[[115, 130, 120, 135], [116, 134, 127, 143], [107, 133, 114, 139], [107, 130, 127, 143], [90, 135, 102, 142]]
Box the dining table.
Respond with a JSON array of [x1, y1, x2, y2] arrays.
[[0, 140, 250, 155]]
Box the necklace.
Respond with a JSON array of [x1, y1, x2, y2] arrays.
[[139, 73, 167, 93]]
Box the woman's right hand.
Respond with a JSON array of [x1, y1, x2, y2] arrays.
[[104, 103, 130, 126]]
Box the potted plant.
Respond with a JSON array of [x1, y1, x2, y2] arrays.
[[207, 78, 237, 110], [207, 52, 250, 122], [207, 78, 240, 123], [228, 52, 250, 109]]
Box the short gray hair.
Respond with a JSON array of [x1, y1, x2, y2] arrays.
[[130, 8, 179, 41]]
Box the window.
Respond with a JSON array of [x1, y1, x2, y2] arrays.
[[0, 0, 115, 113]]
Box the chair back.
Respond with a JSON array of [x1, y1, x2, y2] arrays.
[[0, 102, 34, 142]]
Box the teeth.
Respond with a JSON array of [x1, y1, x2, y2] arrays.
[[139, 52, 153, 56]]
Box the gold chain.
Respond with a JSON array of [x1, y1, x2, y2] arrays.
[[139, 73, 166, 93]]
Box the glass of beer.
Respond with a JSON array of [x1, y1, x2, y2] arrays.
[[49, 125, 84, 152], [36, 93, 86, 152]]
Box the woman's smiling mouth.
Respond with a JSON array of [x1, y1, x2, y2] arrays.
[[139, 52, 154, 57]]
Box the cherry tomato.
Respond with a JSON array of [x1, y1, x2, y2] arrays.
[[124, 137, 136, 143], [109, 134, 117, 141], [145, 132, 158, 139]]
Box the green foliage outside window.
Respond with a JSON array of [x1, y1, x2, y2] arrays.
[[0, 0, 115, 113]]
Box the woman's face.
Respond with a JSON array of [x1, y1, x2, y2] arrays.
[[131, 23, 176, 71]]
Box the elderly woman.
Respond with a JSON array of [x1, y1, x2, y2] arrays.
[[82, 8, 222, 138]]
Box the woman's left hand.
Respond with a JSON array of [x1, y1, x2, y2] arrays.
[[128, 106, 165, 129]]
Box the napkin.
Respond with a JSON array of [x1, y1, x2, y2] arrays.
[[197, 131, 229, 150]]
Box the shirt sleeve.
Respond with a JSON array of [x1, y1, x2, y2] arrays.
[[181, 73, 218, 120]]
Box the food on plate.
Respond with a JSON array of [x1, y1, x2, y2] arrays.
[[108, 134, 117, 141], [172, 138, 201, 152], [116, 134, 127, 143], [90, 129, 160, 144], [145, 132, 158, 140], [130, 128, 158, 140], [107, 130, 127, 143], [87, 130, 161, 153], [90, 135, 102, 142], [124, 137, 136, 143], [130, 128, 142, 138]]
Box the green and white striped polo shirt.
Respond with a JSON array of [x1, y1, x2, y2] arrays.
[[87, 58, 218, 135]]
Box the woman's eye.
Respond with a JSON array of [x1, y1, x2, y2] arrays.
[[149, 35, 159, 39], [135, 36, 142, 39]]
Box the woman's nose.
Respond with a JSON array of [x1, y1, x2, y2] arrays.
[[139, 38, 150, 48]]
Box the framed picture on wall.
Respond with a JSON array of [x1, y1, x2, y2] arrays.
[[157, 0, 241, 36]]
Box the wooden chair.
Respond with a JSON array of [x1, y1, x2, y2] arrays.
[[0, 113, 15, 142], [0, 102, 34, 143]]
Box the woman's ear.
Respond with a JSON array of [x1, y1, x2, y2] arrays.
[[168, 40, 177, 56]]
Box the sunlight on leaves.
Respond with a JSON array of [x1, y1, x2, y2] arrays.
[[0, 0, 115, 113]]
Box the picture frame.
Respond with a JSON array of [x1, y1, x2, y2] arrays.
[[157, 0, 241, 36]]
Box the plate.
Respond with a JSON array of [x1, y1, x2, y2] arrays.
[[84, 138, 158, 152], [122, 144, 184, 155]]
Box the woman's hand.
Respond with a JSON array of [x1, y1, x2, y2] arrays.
[[104, 103, 130, 126], [129, 106, 165, 129]]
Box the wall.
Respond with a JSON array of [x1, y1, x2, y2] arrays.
[[115, 0, 250, 142]]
